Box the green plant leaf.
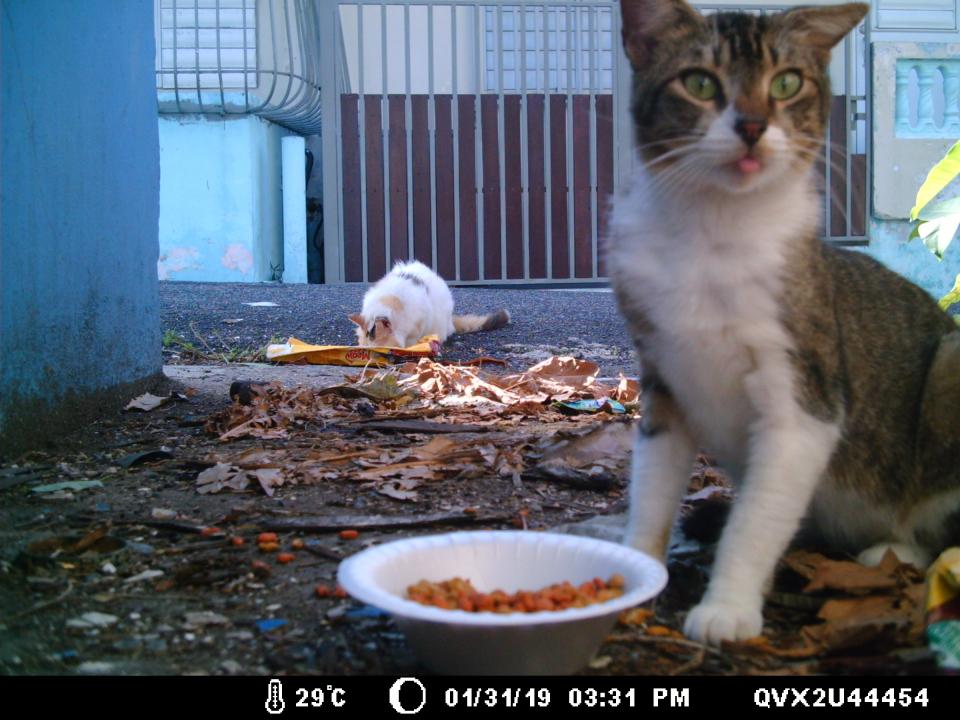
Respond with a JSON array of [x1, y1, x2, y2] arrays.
[[910, 140, 960, 221], [917, 215, 960, 259], [940, 273, 960, 312], [915, 196, 960, 221]]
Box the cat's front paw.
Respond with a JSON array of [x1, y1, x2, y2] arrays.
[[683, 599, 763, 645]]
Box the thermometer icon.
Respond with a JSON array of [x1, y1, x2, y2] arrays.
[[265, 678, 285, 714]]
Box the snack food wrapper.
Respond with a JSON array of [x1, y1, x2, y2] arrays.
[[926, 547, 960, 671], [266, 336, 441, 367]]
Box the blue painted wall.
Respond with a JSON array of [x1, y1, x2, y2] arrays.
[[1, 0, 161, 448], [158, 115, 285, 282], [865, 219, 960, 303]]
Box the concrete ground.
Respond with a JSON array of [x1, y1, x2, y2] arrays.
[[159, 282, 638, 377]]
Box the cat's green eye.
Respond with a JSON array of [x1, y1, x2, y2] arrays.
[[770, 70, 802, 100], [682, 72, 718, 101]]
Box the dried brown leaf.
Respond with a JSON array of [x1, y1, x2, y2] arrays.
[[816, 594, 917, 624], [377, 481, 420, 501], [355, 462, 440, 482], [803, 557, 900, 594], [412, 436, 459, 459], [684, 485, 731, 503], [800, 621, 900, 655], [539, 422, 631, 469], [232, 448, 283, 468], [612, 374, 640, 404], [196, 463, 245, 494], [782, 550, 830, 581], [250, 468, 284, 497]]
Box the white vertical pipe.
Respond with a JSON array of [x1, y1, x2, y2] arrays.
[[282, 135, 308, 283]]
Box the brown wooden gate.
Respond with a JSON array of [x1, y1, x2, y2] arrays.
[[339, 93, 614, 283]]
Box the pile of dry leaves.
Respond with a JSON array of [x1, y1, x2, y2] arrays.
[[192, 355, 943, 673], [198, 357, 639, 502], [770, 549, 927, 658]]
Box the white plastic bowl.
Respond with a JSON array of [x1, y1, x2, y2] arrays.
[[337, 530, 668, 675]]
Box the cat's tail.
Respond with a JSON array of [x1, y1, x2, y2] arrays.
[[453, 309, 511, 335]]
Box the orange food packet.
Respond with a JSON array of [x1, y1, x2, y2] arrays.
[[266, 336, 441, 367]]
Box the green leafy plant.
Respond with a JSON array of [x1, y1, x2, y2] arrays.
[[909, 139, 960, 313]]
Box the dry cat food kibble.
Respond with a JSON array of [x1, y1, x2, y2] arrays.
[[406, 575, 626, 613]]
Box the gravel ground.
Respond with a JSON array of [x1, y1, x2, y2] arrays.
[[159, 282, 637, 375], [0, 283, 940, 677]]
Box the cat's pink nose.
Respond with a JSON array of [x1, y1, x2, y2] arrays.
[[734, 117, 767, 146]]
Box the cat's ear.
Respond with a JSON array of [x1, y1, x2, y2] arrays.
[[620, 0, 701, 69], [348, 313, 364, 327], [778, 3, 868, 55], [376, 317, 392, 330]]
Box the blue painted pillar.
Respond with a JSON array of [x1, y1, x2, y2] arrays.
[[1, 0, 161, 452]]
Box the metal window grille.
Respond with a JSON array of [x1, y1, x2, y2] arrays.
[[157, 0, 257, 90], [155, 0, 323, 135], [482, 6, 614, 93]]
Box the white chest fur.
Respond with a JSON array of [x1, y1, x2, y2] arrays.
[[607, 167, 821, 471]]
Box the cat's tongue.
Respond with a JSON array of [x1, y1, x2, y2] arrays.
[[736, 156, 762, 174]]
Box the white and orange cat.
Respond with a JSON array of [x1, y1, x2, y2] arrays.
[[349, 260, 510, 348]]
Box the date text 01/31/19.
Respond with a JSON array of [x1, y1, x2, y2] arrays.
[[444, 688, 551, 708]]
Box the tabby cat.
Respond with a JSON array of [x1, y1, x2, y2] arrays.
[[607, 0, 960, 644]]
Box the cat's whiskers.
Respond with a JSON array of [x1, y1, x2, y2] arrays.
[[648, 154, 714, 197], [789, 141, 866, 232], [636, 136, 710, 170]]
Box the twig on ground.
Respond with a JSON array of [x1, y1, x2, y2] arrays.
[[606, 632, 723, 657], [7, 581, 74, 623], [261, 511, 511, 533], [669, 647, 706, 676], [302, 544, 344, 562], [189, 321, 216, 357]]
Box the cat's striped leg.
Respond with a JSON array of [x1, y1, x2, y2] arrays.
[[624, 380, 696, 561], [684, 408, 841, 645]]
